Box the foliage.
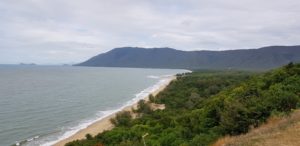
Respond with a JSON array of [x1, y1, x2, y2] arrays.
[[110, 111, 132, 127], [135, 100, 152, 114], [66, 63, 300, 146], [85, 134, 93, 140], [149, 94, 155, 102]]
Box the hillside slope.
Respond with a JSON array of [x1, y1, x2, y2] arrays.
[[213, 110, 300, 146], [77, 45, 300, 70], [66, 63, 300, 146]]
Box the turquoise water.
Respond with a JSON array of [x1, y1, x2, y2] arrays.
[[0, 66, 187, 146]]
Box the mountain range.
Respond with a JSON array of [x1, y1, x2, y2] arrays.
[[77, 45, 300, 70]]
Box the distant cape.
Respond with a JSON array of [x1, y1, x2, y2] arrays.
[[76, 45, 300, 70]]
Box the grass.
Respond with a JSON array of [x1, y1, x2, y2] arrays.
[[212, 110, 300, 146]]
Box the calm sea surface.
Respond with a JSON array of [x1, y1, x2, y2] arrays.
[[0, 66, 187, 146]]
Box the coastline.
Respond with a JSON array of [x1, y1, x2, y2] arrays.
[[53, 75, 176, 146]]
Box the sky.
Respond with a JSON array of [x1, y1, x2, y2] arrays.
[[0, 0, 299, 64]]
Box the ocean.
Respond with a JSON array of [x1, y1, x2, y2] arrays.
[[0, 66, 187, 146]]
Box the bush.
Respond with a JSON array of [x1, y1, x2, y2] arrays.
[[266, 84, 299, 112], [110, 111, 132, 127], [149, 94, 155, 102], [136, 100, 152, 114], [85, 133, 93, 140]]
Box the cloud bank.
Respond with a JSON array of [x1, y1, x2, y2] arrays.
[[0, 0, 299, 64]]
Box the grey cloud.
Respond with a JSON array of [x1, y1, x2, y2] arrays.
[[0, 0, 299, 64]]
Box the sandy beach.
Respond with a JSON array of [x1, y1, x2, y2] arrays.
[[54, 76, 176, 146]]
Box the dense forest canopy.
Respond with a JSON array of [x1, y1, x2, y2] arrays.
[[67, 63, 300, 146]]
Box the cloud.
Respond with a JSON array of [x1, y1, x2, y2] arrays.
[[0, 0, 299, 64]]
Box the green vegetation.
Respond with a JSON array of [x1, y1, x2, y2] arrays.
[[66, 63, 300, 146], [135, 100, 152, 114], [110, 111, 132, 127]]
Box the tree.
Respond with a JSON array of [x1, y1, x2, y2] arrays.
[[110, 111, 132, 127], [85, 133, 93, 140], [266, 84, 298, 112], [136, 100, 152, 114], [149, 94, 155, 102]]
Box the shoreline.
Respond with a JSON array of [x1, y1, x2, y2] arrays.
[[53, 75, 176, 146]]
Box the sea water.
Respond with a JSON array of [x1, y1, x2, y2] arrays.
[[0, 66, 187, 146]]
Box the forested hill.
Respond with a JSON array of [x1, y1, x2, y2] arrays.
[[66, 63, 300, 146], [77, 45, 300, 70]]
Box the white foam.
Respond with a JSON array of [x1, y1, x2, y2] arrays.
[[147, 74, 177, 79], [38, 75, 176, 146], [147, 75, 160, 79], [40, 109, 118, 146]]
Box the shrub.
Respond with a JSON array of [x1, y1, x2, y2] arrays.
[[136, 100, 152, 114], [85, 133, 93, 140], [110, 111, 132, 127], [149, 94, 155, 102]]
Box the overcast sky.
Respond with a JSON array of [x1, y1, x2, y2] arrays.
[[0, 0, 299, 64]]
